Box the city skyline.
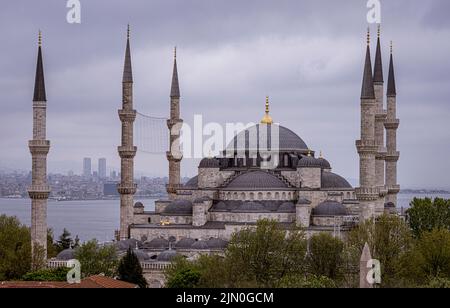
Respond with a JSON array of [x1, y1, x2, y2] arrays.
[[0, 1, 449, 189]]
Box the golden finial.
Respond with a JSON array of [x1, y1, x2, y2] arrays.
[[319, 150, 323, 159], [261, 96, 273, 125], [174, 46, 177, 60], [377, 24, 381, 38], [307, 150, 312, 157], [367, 27, 370, 45], [127, 24, 130, 39], [38, 30, 42, 47]]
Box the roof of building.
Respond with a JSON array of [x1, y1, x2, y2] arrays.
[[115, 238, 142, 251], [163, 199, 193, 215], [297, 155, 322, 168], [277, 202, 296, 212], [134, 202, 144, 208], [312, 201, 348, 216], [56, 248, 75, 261], [157, 249, 178, 262], [144, 238, 169, 249], [132, 249, 150, 261], [211, 200, 295, 213], [321, 172, 353, 189], [226, 124, 309, 153], [206, 238, 229, 249], [199, 157, 220, 168], [0, 276, 138, 289], [226, 171, 288, 189], [184, 175, 198, 188], [317, 157, 331, 170], [175, 238, 196, 249], [191, 240, 210, 250]]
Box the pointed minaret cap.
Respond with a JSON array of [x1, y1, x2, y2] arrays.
[[387, 41, 397, 97], [373, 24, 384, 83], [122, 24, 133, 83], [360, 242, 372, 262], [170, 46, 180, 98], [33, 30, 46, 102], [361, 28, 375, 99]]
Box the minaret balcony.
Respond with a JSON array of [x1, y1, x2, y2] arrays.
[[385, 152, 400, 162], [355, 187, 380, 201], [118, 146, 137, 158], [28, 140, 50, 154], [166, 151, 183, 162], [118, 110, 137, 122], [356, 140, 378, 154], [375, 111, 387, 122], [167, 119, 183, 130], [117, 184, 137, 195], [28, 185, 51, 199], [384, 119, 400, 130], [387, 185, 401, 194], [166, 184, 184, 194]]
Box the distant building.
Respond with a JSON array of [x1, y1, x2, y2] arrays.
[[83, 158, 91, 177], [104, 181, 120, 197], [98, 158, 107, 179]]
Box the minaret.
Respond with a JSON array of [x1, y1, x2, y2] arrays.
[[384, 42, 400, 206], [166, 47, 183, 200], [28, 31, 50, 267], [118, 25, 137, 240], [356, 29, 379, 221]]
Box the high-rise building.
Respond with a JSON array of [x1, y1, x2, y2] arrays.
[[83, 158, 92, 177], [98, 158, 107, 179]]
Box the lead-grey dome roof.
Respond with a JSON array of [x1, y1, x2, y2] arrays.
[[226, 171, 288, 189], [115, 239, 142, 251], [321, 172, 352, 189], [313, 201, 348, 216], [199, 158, 220, 168], [144, 238, 169, 250], [175, 238, 196, 249], [163, 200, 193, 215], [226, 124, 309, 152], [206, 238, 228, 249], [133, 249, 150, 261], [56, 248, 75, 261], [191, 240, 210, 250], [297, 156, 322, 168], [317, 157, 331, 169], [157, 249, 178, 262], [184, 176, 198, 188]]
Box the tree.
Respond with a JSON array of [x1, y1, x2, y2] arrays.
[[166, 268, 201, 288], [308, 233, 344, 280], [74, 240, 118, 278], [0, 215, 31, 280], [57, 228, 73, 252], [47, 229, 58, 258], [224, 219, 307, 288], [278, 274, 337, 288], [117, 248, 148, 288], [347, 214, 412, 288], [23, 267, 69, 282], [73, 235, 80, 249], [407, 198, 450, 238]]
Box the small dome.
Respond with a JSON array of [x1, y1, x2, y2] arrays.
[[317, 157, 331, 169], [184, 176, 198, 188], [199, 158, 220, 168], [132, 249, 150, 261], [313, 201, 348, 216], [277, 202, 296, 212], [191, 240, 209, 250], [175, 238, 196, 249], [163, 199, 193, 215], [297, 155, 322, 168], [321, 172, 352, 189], [115, 239, 142, 251], [206, 238, 228, 249], [144, 238, 169, 250], [134, 202, 144, 208], [157, 249, 178, 262], [56, 248, 75, 261]]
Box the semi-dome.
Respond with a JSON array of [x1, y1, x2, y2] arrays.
[[144, 238, 169, 250], [226, 171, 288, 189], [163, 199, 193, 215], [157, 249, 178, 262], [132, 249, 150, 261], [313, 201, 348, 216], [321, 172, 352, 189], [199, 158, 220, 168], [175, 238, 196, 249], [317, 157, 331, 169], [56, 248, 75, 261], [226, 124, 309, 153], [191, 240, 209, 250], [297, 155, 322, 168], [184, 176, 198, 188], [134, 202, 144, 208]]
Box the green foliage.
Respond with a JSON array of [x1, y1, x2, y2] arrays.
[[347, 214, 412, 288], [74, 240, 118, 278], [0, 215, 31, 280], [407, 198, 450, 238], [307, 233, 344, 280], [278, 274, 337, 288], [56, 228, 73, 252], [47, 229, 58, 258], [422, 277, 450, 289], [117, 248, 148, 288], [22, 267, 69, 282], [166, 267, 201, 288]]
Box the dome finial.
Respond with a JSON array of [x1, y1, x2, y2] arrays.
[[261, 96, 273, 124], [319, 150, 323, 159], [307, 150, 312, 157], [38, 30, 42, 47]]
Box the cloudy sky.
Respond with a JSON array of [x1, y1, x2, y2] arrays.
[[0, 0, 449, 189]]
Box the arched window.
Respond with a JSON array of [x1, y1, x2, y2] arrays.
[[275, 192, 280, 200], [250, 192, 255, 200], [258, 192, 263, 200]]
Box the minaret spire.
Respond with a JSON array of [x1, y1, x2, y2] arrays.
[[373, 24, 384, 83], [29, 30, 51, 268], [361, 29, 375, 99], [387, 42, 396, 97], [170, 46, 180, 98], [122, 24, 133, 83]]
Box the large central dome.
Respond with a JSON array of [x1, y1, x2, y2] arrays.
[[226, 124, 309, 153]]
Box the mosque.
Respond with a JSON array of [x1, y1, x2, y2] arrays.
[[31, 25, 400, 286]]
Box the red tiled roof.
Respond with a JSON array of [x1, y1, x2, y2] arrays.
[[0, 276, 138, 289]]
